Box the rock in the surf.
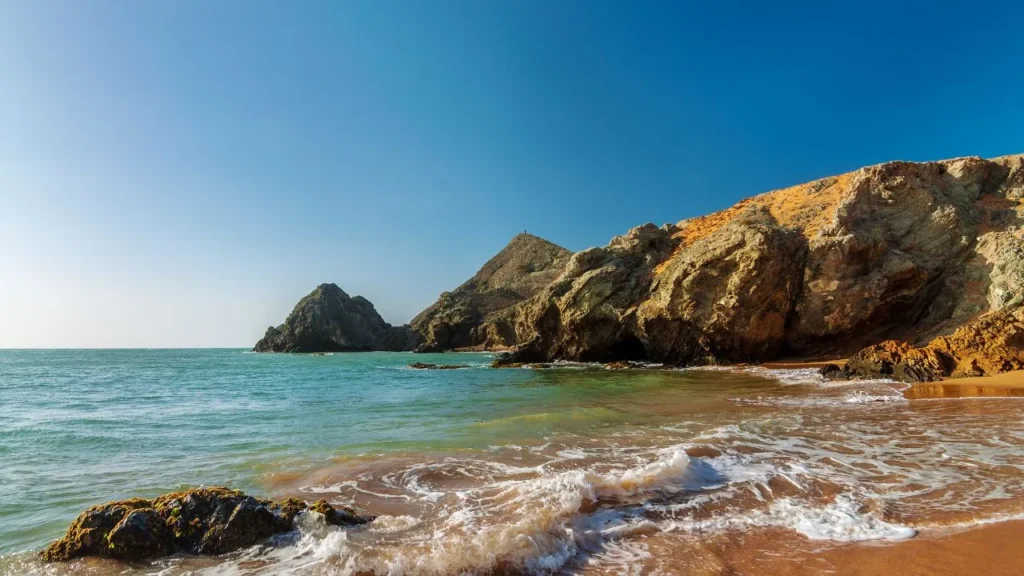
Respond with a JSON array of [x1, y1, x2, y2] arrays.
[[408, 362, 470, 370], [818, 363, 847, 381], [254, 283, 421, 353], [40, 487, 371, 562]]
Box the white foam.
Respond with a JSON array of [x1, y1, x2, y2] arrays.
[[557, 448, 587, 460], [664, 494, 915, 542], [368, 515, 422, 533], [842, 391, 906, 404], [589, 450, 693, 497]]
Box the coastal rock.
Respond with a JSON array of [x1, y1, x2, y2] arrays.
[[498, 224, 678, 363], [41, 487, 371, 563], [842, 307, 1024, 382], [818, 363, 846, 381], [930, 308, 1024, 377], [636, 212, 807, 364], [495, 154, 1024, 367], [411, 233, 572, 352], [254, 283, 421, 353], [843, 340, 952, 382], [408, 362, 469, 370]]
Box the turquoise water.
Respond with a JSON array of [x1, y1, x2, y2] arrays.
[[3, 350, 1023, 575], [0, 350, 764, 556]]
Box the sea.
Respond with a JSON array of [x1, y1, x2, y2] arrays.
[[1, 349, 1023, 575]]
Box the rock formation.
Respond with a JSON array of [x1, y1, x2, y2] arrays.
[[254, 283, 420, 353], [838, 306, 1024, 382], [255, 154, 1024, 379], [411, 233, 572, 351], [41, 487, 370, 562], [491, 154, 1024, 375]]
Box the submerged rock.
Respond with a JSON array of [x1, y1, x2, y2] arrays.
[[408, 362, 469, 370], [254, 283, 421, 353], [40, 487, 371, 563]]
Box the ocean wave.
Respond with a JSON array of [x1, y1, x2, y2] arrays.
[[257, 444, 925, 574], [662, 493, 916, 541]]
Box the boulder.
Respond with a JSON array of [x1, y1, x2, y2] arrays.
[[408, 362, 469, 370], [818, 363, 846, 381], [41, 487, 371, 563]]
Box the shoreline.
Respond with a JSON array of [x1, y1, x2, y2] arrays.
[[750, 356, 1024, 400], [794, 520, 1024, 576], [904, 369, 1024, 399]]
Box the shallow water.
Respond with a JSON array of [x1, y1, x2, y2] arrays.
[[1, 350, 1022, 575]]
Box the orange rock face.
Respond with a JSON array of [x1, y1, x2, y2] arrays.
[[843, 308, 1024, 381], [494, 154, 1024, 367]]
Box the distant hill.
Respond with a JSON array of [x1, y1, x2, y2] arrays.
[[253, 283, 420, 352], [410, 233, 572, 351]]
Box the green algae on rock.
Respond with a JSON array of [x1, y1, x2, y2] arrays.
[[40, 487, 371, 563]]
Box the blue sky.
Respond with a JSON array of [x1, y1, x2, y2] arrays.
[[1, 1, 1022, 347]]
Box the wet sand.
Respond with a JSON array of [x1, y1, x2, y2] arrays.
[[605, 521, 1024, 576], [759, 359, 1024, 399], [788, 521, 1024, 576], [759, 358, 847, 369], [905, 370, 1024, 399]]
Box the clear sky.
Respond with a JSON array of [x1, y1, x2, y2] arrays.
[[1, 1, 1022, 348]]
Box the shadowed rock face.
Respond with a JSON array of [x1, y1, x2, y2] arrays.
[[40, 487, 370, 562], [254, 283, 421, 353], [495, 154, 1024, 369], [840, 306, 1024, 382], [411, 233, 572, 351]]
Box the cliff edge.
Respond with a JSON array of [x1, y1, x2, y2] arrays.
[[410, 233, 571, 351], [495, 154, 1024, 377]]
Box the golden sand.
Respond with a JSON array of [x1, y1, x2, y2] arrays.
[[575, 522, 1024, 576], [905, 369, 1024, 399], [783, 521, 1024, 576], [757, 358, 1024, 399], [760, 358, 847, 369]]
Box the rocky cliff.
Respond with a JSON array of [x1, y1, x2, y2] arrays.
[[410, 233, 572, 351], [493, 154, 1024, 376], [254, 283, 420, 352]]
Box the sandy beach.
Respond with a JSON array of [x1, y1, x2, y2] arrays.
[[793, 521, 1024, 576], [905, 370, 1024, 399]]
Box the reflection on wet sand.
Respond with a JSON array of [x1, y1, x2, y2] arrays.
[[905, 370, 1024, 399]]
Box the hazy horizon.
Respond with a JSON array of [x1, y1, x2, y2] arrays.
[[3, 1, 1023, 348]]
